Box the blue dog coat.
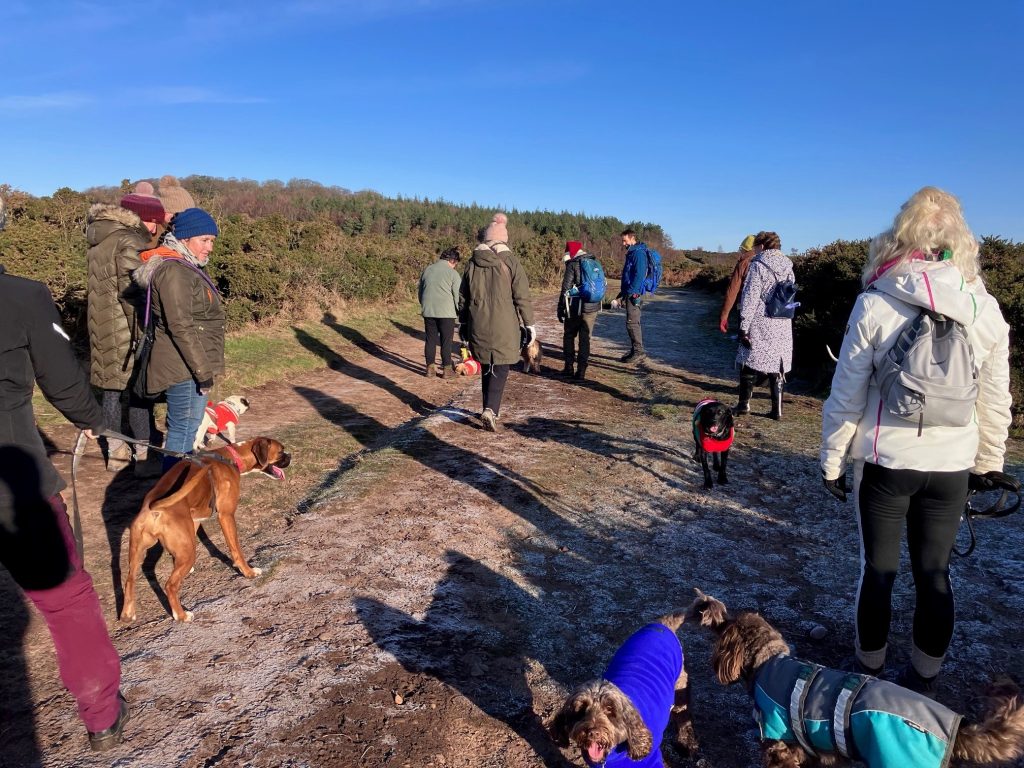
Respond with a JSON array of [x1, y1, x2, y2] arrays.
[[587, 622, 683, 767], [752, 655, 961, 768]]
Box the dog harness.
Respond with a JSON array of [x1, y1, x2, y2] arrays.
[[587, 623, 683, 768], [751, 655, 961, 768], [205, 400, 241, 437], [692, 399, 734, 453]]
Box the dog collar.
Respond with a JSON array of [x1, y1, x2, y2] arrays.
[[224, 444, 246, 472]]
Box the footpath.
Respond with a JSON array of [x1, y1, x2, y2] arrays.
[[3, 289, 1023, 768]]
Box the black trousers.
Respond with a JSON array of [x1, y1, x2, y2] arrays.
[[481, 364, 510, 415], [855, 462, 968, 658], [563, 311, 597, 368], [424, 317, 456, 367]]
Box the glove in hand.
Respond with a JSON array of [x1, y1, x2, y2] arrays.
[[738, 330, 752, 349], [823, 473, 848, 502], [968, 470, 1022, 493]]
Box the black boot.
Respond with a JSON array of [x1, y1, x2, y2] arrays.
[[734, 367, 756, 415], [768, 373, 783, 420]]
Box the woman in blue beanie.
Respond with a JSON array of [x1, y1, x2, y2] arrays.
[[133, 208, 225, 471]]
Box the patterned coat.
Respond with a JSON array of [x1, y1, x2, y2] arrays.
[[736, 249, 794, 375]]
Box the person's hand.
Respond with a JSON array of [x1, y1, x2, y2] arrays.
[[719, 319, 729, 333], [610, 298, 621, 310], [968, 470, 1022, 493], [198, 378, 214, 395], [738, 329, 752, 348], [823, 472, 848, 502]]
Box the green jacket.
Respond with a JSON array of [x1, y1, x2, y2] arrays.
[[459, 242, 533, 366], [419, 259, 461, 318], [133, 248, 225, 393], [85, 204, 150, 389]]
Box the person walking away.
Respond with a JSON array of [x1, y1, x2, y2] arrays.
[[86, 194, 166, 476], [734, 231, 793, 420], [719, 234, 758, 332], [820, 186, 1012, 695], [419, 247, 462, 378], [610, 229, 649, 364], [0, 196, 129, 751], [459, 213, 534, 432], [558, 240, 602, 380], [134, 208, 225, 472]]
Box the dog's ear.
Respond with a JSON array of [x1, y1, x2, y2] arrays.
[[619, 694, 653, 760], [546, 693, 582, 748], [240, 397, 250, 409], [712, 622, 746, 685], [251, 437, 271, 467]]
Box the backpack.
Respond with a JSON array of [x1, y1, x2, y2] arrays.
[[574, 256, 606, 303], [757, 257, 800, 318], [876, 307, 979, 435], [642, 246, 662, 294]]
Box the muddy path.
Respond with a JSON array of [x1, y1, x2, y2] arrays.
[[3, 289, 1024, 768]]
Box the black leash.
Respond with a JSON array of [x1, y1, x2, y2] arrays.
[[953, 480, 1022, 558], [70, 431, 87, 561]]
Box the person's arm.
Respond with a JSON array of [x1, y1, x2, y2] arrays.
[[449, 269, 462, 316], [27, 283, 105, 431], [973, 312, 1012, 474], [557, 262, 575, 320], [719, 260, 746, 331], [418, 269, 427, 306], [737, 261, 764, 334], [510, 257, 534, 330], [626, 247, 648, 298], [820, 294, 876, 480], [458, 269, 471, 331], [156, 264, 215, 386]]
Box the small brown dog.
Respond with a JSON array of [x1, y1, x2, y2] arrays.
[[687, 588, 1024, 768], [120, 438, 290, 623], [548, 612, 698, 766], [521, 338, 542, 373]]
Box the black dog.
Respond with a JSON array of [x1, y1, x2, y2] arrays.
[[692, 399, 734, 490]]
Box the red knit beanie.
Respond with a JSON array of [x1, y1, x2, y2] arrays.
[[120, 193, 166, 224], [565, 241, 583, 258]]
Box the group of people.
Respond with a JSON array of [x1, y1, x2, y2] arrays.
[[0, 178, 229, 751], [719, 187, 1013, 695]]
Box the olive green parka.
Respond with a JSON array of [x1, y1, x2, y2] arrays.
[[459, 241, 533, 365]]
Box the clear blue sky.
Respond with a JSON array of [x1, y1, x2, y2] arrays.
[[2, 0, 1021, 251]]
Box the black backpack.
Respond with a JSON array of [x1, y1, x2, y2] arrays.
[[757, 257, 800, 319]]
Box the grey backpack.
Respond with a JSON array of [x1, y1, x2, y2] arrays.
[[876, 308, 978, 435]]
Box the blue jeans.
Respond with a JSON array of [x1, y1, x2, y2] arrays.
[[163, 379, 207, 471]]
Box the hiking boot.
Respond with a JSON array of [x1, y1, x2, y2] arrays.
[[838, 654, 883, 678], [734, 367, 756, 415], [623, 350, 646, 365], [425, 363, 437, 378], [439, 364, 448, 379], [88, 692, 129, 752], [561, 364, 575, 377], [897, 664, 939, 699], [480, 408, 498, 432], [573, 366, 587, 381], [768, 374, 784, 420], [618, 350, 635, 363], [105, 442, 132, 473]]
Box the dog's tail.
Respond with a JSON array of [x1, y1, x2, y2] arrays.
[[149, 462, 216, 512], [952, 678, 1024, 765], [684, 587, 730, 631]]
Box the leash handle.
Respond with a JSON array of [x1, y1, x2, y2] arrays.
[[70, 430, 87, 561]]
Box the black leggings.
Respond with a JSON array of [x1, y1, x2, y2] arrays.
[[424, 317, 456, 367], [481, 364, 509, 415], [856, 462, 968, 658], [101, 389, 151, 443]]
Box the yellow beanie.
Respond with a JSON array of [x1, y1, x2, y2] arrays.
[[740, 235, 756, 252]]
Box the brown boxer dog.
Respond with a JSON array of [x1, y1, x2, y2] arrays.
[[120, 437, 291, 623]]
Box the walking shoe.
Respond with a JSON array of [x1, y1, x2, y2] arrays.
[[480, 408, 498, 432], [896, 664, 939, 698], [622, 350, 646, 365], [425, 363, 437, 378], [88, 692, 130, 752], [105, 442, 132, 473], [618, 350, 635, 363]]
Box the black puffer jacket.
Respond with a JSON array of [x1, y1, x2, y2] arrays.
[[558, 253, 602, 319], [0, 265, 105, 509]]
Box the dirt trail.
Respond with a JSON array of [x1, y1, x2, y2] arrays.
[[3, 289, 1023, 768]]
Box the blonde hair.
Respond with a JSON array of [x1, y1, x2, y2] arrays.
[[863, 186, 980, 287]]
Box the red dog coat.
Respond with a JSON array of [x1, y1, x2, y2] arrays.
[[692, 398, 734, 452], [205, 400, 242, 437]]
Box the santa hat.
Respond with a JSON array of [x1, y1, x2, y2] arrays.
[[565, 241, 583, 259], [483, 212, 509, 243]]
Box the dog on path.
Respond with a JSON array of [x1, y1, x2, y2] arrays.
[[548, 612, 698, 766], [193, 395, 250, 450], [686, 588, 1024, 768], [120, 437, 290, 623], [692, 399, 734, 490], [521, 337, 542, 374]]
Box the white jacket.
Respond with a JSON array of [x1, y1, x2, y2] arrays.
[[820, 261, 1011, 479]]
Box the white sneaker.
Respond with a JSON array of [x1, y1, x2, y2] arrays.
[[480, 408, 498, 432]]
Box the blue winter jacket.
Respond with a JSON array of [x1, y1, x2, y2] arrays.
[[587, 622, 683, 768], [620, 243, 649, 299]]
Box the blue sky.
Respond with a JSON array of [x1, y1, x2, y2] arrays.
[[1, 0, 1021, 251]]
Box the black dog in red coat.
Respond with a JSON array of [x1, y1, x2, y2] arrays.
[[692, 399, 734, 490]]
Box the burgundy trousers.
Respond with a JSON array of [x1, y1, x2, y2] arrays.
[[19, 495, 121, 733]]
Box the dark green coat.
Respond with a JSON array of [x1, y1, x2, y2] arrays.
[[459, 242, 533, 365], [133, 249, 225, 394], [85, 204, 150, 389]]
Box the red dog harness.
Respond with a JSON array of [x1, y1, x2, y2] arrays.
[[692, 399, 735, 452]]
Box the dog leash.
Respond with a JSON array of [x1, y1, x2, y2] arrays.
[[70, 430, 88, 561], [953, 481, 1022, 557], [100, 429, 236, 468]]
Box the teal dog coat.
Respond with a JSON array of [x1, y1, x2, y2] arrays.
[[753, 655, 961, 768]]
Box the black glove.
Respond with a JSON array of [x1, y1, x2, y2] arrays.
[[823, 472, 848, 502], [968, 470, 1022, 493], [197, 378, 214, 394], [738, 329, 752, 349]]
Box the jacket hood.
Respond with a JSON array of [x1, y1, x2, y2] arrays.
[[133, 251, 178, 288], [85, 203, 147, 247], [870, 261, 980, 325], [471, 241, 510, 268]]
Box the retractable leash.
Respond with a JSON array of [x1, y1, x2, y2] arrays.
[[953, 478, 1022, 558]]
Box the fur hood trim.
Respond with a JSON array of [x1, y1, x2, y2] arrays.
[[87, 202, 143, 229]]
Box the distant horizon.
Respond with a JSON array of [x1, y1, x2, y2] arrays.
[[2, 1, 1021, 252]]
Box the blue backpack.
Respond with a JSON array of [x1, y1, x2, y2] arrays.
[[642, 246, 663, 294], [576, 256, 606, 303]]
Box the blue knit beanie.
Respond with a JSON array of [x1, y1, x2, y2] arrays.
[[171, 207, 219, 240]]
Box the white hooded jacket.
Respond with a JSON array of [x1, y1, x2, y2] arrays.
[[820, 260, 1011, 479]]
